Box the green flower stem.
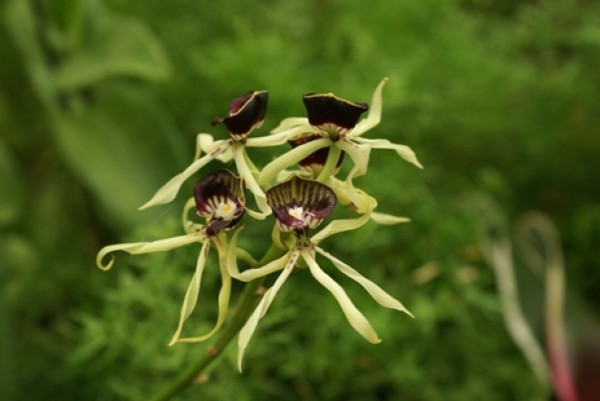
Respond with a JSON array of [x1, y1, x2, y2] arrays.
[[236, 248, 258, 266], [316, 145, 342, 183], [149, 244, 285, 401]]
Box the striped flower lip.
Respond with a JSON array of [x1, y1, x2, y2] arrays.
[[212, 91, 268, 139], [303, 93, 368, 137], [288, 133, 345, 173], [194, 170, 246, 236], [266, 176, 336, 234]]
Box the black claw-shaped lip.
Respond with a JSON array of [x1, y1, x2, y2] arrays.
[[194, 169, 246, 236], [212, 91, 268, 139], [266, 176, 337, 234], [303, 93, 368, 134], [289, 133, 345, 171]]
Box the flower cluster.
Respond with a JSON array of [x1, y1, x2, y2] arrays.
[[96, 78, 422, 370]]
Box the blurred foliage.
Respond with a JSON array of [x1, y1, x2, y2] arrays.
[[1, 0, 599, 400]]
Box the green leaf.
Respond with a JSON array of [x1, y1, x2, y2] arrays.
[[53, 16, 171, 91], [3, 0, 57, 110], [0, 141, 24, 226], [53, 85, 185, 227]]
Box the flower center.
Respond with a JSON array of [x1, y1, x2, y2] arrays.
[[213, 199, 238, 220], [288, 206, 305, 221], [321, 124, 342, 141]]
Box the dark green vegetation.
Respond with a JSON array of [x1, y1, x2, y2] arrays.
[[1, 0, 599, 400]]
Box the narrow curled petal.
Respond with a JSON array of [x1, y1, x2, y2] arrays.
[[237, 250, 299, 371], [270, 117, 310, 134], [355, 137, 423, 169], [139, 144, 229, 210], [175, 241, 232, 343], [235, 254, 289, 282], [169, 241, 211, 345], [334, 140, 378, 214], [212, 91, 268, 139], [231, 145, 270, 218], [267, 176, 337, 233], [226, 227, 288, 281], [326, 177, 353, 206], [336, 139, 371, 178], [302, 250, 381, 344], [289, 133, 345, 173], [195, 133, 232, 163], [343, 165, 378, 214], [96, 233, 203, 271], [311, 213, 370, 244], [245, 126, 307, 148], [326, 176, 369, 213], [258, 137, 332, 186], [236, 248, 258, 266], [271, 223, 285, 250], [370, 212, 411, 225], [316, 247, 414, 317], [181, 197, 202, 234], [350, 77, 387, 137]]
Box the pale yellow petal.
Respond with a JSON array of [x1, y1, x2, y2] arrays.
[[232, 145, 271, 217], [331, 158, 377, 215], [270, 117, 310, 134], [139, 143, 230, 210], [271, 224, 285, 250], [245, 208, 271, 220], [311, 214, 370, 244], [326, 177, 353, 206], [237, 251, 299, 371], [175, 242, 232, 343], [302, 251, 381, 344], [168, 241, 211, 345], [370, 212, 411, 225], [258, 138, 331, 186], [316, 247, 414, 317], [181, 197, 200, 234], [355, 137, 423, 169], [226, 227, 287, 281], [245, 125, 307, 148], [194, 133, 231, 162], [234, 253, 289, 282], [96, 232, 203, 271], [344, 167, 378, 214], [337, 139, 371, 178], [350, 77, 388, 137]]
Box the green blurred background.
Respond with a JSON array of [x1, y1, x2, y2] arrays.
[[1, 0, 599, 400]]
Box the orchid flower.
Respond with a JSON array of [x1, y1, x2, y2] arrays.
[[226, 176, 413, 370], [258, 78, 423, 190], [139, 90, 295, 217], [97, 170, 246, 345], [277, 131, 411, 229]]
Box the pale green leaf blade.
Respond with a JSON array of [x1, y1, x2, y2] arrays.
[[53, 16, 171, 91]]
